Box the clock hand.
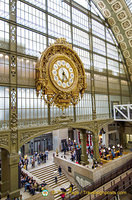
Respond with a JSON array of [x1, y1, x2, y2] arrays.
[[64, 73, 68, 80], [62, 71, 65, 82]]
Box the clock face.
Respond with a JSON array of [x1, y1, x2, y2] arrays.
[[49, 57, 78, 92]]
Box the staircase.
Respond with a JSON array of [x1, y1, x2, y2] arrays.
[[30, 163, 78, 200]]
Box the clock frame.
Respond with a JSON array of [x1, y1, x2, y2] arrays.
[[48, 54, 78, 93], [36, 38, 86, 110]]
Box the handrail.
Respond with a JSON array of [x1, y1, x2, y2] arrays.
[[66, 158, 132, 200], [93, 172, 132, 200]]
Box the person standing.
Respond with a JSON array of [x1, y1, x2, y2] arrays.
[[53, 152, 55, 162], [69, 183, 74, 194], [45, 149, 48, 160], [44, 152, 46, 163], [6, 194, 11, 200], [54, 170, 58, 184], [61, 191, 66, 200], [37, 154, 40, 165], [58, 166, 62, 176]]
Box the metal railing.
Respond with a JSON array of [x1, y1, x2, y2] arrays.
[[66, 158, 132, 200], [93, 172, 132, 200], [113, 104, 132, 121]]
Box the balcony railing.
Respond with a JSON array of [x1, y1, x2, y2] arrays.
[[113, 104, 132, 121]]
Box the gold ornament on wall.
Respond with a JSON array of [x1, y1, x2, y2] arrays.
[[35, 38, 86, 110]]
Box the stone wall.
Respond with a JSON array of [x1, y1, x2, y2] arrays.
[[53, 128, 68, 151], [54, 152, 132, 187]]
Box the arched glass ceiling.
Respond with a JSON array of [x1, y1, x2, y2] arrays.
[[73, 0, 105, 18], [73, 0, 89, 9], [74, 0, 132, 13], [125, 0, 132, 12]]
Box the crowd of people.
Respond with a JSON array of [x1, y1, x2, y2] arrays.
[[15, 140, 124, 200], [99, 144, 123, 160], [21, 170, 47, 195], [15, 151, 48, 199], [60, 139, 124, 170], [19, 150, 49, 170]]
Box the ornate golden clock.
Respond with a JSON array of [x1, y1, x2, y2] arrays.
[[36, 38, 86, 110]]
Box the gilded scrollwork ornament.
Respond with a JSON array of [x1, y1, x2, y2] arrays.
[[36, 38, 86, 110]]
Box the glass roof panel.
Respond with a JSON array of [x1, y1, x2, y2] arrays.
[[124, 0, 132, 12]]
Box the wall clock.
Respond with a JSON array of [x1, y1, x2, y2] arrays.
[[36, 38, 86, 110]]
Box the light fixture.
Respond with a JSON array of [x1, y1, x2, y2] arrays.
[[5, 55, 9, 59], [117, 144, 120, 147], [112, 146, 115, 149], [0, 54, 3, 57], [88, 131, 91, 133], [108, 147, 111, 150]]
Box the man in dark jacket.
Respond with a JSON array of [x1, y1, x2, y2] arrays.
[[58, 166, 62, 176]]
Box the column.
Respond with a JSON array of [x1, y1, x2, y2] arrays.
[[1, 149, 9, 198], [80, 129, 89, 165], [9, 154, 20, 199], [89, 1, 96, 121], [0, 151, 20, 199], [119, 122, 126, 148], [105, 126, 109, 148], [92, 134, 100, 163]]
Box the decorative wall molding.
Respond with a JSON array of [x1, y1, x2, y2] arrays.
[[18, 118, 114, 148], [0, 133, 10, 152], [0, 136, 8, 146], [93, 0, 132, 84]]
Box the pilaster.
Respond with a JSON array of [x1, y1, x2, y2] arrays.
[[8, 1, 20, 199], [0, 149, 9, 198], [9, 154, 20, 199], [89, 1, 96, 120], [9, 0, 18, 153]]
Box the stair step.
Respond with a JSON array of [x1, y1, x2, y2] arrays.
[[40, 178, 68, 186], [32, 166, 57, 174], [33, 171, 65, 178], [31, 163, 56, 170], [54, 187, 77, 198], [54, 188, 78, 200], [42, 179, 69, 188], [37, 174, 66, 182], [29, 163, 79, 200], [31, 164, 57, 172]]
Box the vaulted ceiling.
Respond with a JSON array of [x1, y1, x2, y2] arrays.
[[93, 0, 132, 84]]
